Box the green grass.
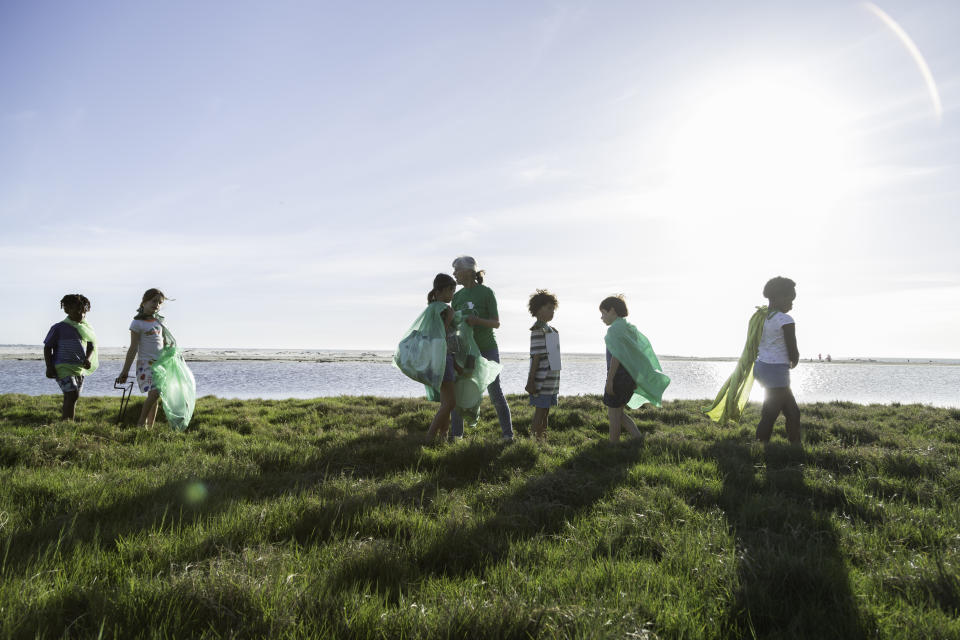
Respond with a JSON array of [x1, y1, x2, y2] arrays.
[[1, 394, 959, 639]]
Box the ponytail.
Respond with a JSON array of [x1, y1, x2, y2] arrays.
[[428, 273, 456, 304]]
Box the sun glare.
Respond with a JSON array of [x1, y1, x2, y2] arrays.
[[667, 72, 858, 218]]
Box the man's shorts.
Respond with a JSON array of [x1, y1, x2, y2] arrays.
[[136, 360, 156, 393], [56, 375, 84, 394]]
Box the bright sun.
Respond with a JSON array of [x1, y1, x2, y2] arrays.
[[667, 71, 857, 218]]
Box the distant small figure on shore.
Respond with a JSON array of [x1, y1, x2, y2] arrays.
[[826, 353, 832, 363], [525, 290, 560, 441], [753, 277, 801, 444], [600, 295, 670, 442], [43, 294, 98, 420], [449, 256, 513, 442], [818, 353, 822, 362]]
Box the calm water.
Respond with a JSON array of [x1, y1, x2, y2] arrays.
[[2, 355, 958, 407]]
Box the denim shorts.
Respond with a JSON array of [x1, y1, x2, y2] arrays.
[[443, 354, 456, 383], [56, 375, 84, 394], [754, 360, 790, 389], [529, 393, 558, 408]]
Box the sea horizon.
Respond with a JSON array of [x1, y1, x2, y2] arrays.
[[3, 344, 958, 407], [2, 344, 958, 366]]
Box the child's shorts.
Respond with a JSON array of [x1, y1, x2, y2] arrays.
[[443, 354, 456, 383], [56, 375, 84, 394], [753, 360, 790, 389], [529, 393, 558, 408], [136, 360, 156, 393], [603, 367, 635, 408]]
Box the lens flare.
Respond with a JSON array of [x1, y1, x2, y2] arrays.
[[185, 481, 209, 504], [863, 2, 942, 123]]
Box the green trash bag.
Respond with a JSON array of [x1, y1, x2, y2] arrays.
[[704, 306, 768, 426], [450, 315, 502, 427], [393, 301, 449, 390], [604, 317, 670, 409], [396, 306, 502, 427], [151, 327, 196, 432]]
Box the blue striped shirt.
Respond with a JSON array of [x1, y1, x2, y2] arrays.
[[43, 322, 86, 366]]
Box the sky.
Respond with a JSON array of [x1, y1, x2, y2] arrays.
[[1, 0, 959, 358]]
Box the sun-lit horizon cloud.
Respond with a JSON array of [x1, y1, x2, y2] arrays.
[[2, 1, 959, 360]]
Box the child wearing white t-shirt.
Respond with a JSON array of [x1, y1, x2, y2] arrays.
[[117, 288, 169, 428], [753, 277, 801, 443]]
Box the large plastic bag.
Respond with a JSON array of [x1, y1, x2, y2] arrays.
[[704, 306, 767, 425], [604, 317, 670, 409], [393, 301, 449, 390], [394, 305, 502, 428], [151, 344, 196, 431], [450, 316, 502, 427]]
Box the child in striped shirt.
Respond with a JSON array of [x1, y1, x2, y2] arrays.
[[525, 290, 560, 441]]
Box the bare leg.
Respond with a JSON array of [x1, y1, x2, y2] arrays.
[[757, 388, 786, 442], [139, 389, 161, 428], [533, 407, 549, 440], [426, 381, 456, 440], [782, 388, 802, 444], [622, 411, 642, 439], [62, 390, 79, 420], [608, 407, 623, 442]]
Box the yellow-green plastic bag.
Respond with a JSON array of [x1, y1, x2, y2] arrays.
[[704, 306, 768, 425]]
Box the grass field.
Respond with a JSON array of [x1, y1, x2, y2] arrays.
[[1, 393, 959, 639]]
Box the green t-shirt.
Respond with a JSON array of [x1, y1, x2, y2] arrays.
[[452, 284, 499, 352]]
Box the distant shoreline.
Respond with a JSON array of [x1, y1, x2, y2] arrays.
[[2, 346, 957, 366]]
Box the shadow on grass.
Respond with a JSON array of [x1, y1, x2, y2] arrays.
[[307, 437, 643, 618], [408, 439, 643, 577], [16, 578, 276, 640], [709, 439, 872, 638], [1, 429, 535, 576]]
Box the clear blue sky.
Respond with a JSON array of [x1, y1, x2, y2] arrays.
[[2, 1, 958, 357]]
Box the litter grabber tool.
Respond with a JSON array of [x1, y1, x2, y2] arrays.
[[113, 379, 134, 424]]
